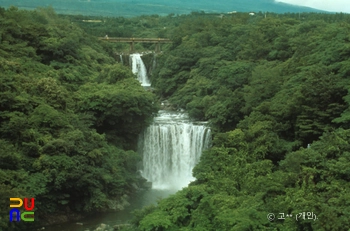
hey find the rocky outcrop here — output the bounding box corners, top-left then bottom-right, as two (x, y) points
(90, 223), (132, 231)
(160, 100), (175, 110)
(104, 194), (130, 212)
(113, 224), (131, 230)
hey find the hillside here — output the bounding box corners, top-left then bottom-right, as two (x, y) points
(0, 0), (324, 17)
(0, 7), (158, 231)
(131, 11), (350, 231)
(1, 6), (350, 231)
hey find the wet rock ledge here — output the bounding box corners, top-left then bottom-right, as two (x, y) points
(83, 223), (132, 231)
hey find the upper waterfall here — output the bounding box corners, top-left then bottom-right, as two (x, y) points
(130, 53), (151, 87)
(138, 110), (211, 190)
(119, 54), (123, 65)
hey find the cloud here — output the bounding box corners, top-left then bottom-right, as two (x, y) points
(275, 0), (350, 13)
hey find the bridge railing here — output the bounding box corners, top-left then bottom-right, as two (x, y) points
(98, 37), (172, 43)
(98, 37), (172, 52)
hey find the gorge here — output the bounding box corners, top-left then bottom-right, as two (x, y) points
(2, 8), (350, 231)
(43, 54), (211, 231)
(131, 53), (212, 191)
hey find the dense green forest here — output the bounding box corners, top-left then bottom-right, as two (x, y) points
(0, 6), (158, 231)
(1, 6), (350, 231)
(127, 12), (350, 231)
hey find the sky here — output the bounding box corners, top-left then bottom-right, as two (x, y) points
(275, 0), (350, 13)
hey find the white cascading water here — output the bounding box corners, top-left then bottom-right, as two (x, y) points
(130, 53), (151, 87)
(120, 54), (123, 65)
(138, 111), (211, 190)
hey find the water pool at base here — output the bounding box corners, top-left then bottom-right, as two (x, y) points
(44, 188), (178, 231)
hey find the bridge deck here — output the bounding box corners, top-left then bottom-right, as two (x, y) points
(98, 37), (172, 43)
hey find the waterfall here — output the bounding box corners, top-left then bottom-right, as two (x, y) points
(130, 53), (151, 87)
(138, 111), (211, 190)
(120, 54), (123, 65)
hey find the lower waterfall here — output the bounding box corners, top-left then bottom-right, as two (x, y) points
(138, 110), (211, 190)
(130, 53), (151, 87)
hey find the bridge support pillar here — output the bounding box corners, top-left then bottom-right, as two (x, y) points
(155, 42), (160, 53)
(130, 42), (134, 53)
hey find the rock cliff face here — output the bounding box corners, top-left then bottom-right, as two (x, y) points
(159, 100), (176, 111)
(139, 52), (157, 79)
(116, 53), (130, 66)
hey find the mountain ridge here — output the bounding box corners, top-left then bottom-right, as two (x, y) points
(0, 0), (325, 17)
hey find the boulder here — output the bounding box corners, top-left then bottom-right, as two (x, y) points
(143, 181), (152, 189)
(113, 224), (131, 230)
(131, 183), (139, 190)
(93, 223), (110, 231)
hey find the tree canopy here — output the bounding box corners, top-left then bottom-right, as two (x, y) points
(130, 11), (350, 231)
(0, 6), (158, 231)
(1, 6), (350, 231)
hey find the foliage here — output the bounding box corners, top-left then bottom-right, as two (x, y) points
(132, 11), (350, 231)
(0, 7), (158, 231)
(2, 6), (350, 231)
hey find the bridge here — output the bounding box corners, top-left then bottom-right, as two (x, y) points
(98, 37), (172, 53)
